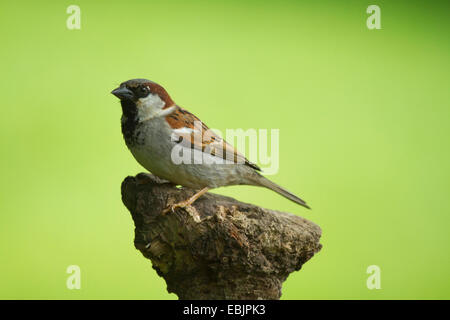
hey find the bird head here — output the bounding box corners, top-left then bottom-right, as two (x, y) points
(111, 79), (174, 118)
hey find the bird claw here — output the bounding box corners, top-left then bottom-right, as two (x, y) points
(162, 201), (189, 215)
(161, 188), (209, 215)
(161, 206), (174, 215)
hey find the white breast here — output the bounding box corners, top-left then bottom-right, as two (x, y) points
(126, 94), (254, 188)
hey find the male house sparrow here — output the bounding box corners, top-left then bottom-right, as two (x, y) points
(112, 79), (310, 211)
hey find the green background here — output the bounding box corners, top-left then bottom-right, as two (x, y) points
(0, 0), (449, 299)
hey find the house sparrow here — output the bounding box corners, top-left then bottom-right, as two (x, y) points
(112, 79), (310, 211)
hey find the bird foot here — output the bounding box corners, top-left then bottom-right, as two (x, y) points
(161, 187), (210, 215)
(162, 200), (191, 215)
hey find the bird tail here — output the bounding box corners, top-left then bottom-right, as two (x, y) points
(250, 174), (311, 209)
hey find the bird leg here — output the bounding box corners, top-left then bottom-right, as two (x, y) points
(163, 187), (210, 214)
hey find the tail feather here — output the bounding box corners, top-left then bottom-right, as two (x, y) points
(251, 174), (311, 209)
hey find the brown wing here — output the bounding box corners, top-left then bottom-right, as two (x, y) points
(166, 106), (261, 171)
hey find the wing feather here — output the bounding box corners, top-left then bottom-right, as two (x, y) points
(166, 106), (261, 171)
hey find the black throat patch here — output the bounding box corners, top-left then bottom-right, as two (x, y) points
(120, 99), (139, 145)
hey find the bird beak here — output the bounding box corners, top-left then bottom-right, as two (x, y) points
(111, 87), (134, 100)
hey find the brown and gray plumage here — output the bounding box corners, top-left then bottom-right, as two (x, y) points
(112, 78), (310, 211)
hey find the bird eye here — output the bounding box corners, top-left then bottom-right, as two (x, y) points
(138, 85), (149, 97)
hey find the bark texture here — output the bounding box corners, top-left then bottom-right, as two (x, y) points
(121, 173), (322, 300)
